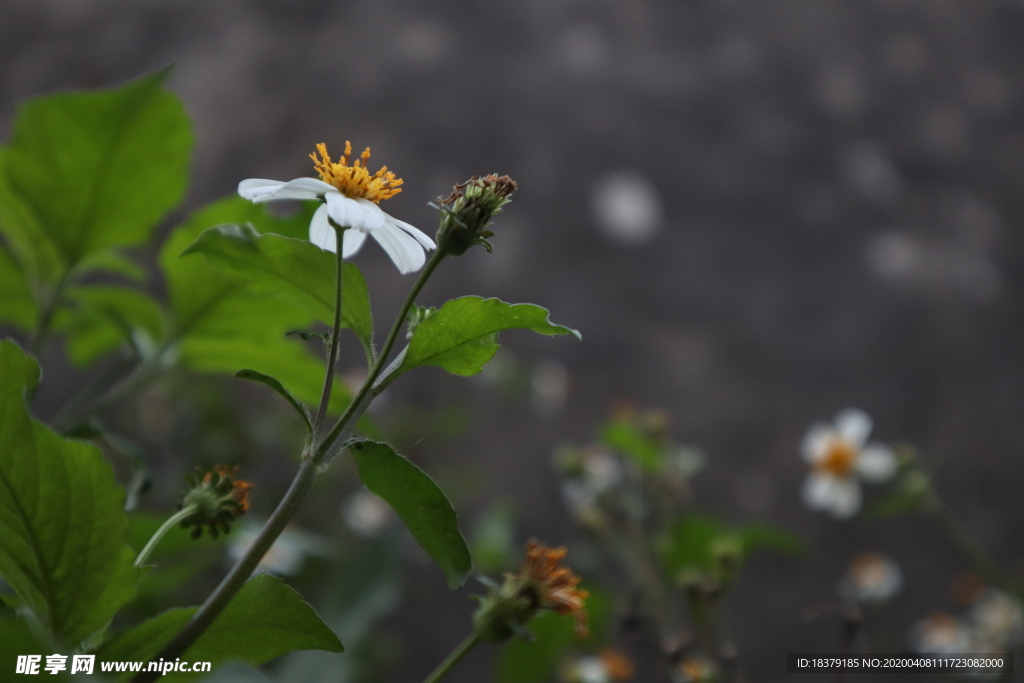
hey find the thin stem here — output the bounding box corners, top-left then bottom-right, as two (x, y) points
(135, 505), (198, 567)
(29, 270), (70, 356)
(314, 249), (446, 462)
(313, 224), (346, 433)
(925, 491), (1014, 592)
(133, 458), (319, 683)
(422, 632), (482, 683)
(133, 249), (448, 683)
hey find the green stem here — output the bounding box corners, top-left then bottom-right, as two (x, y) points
(133, 458), (319, 683)
(312, 224), (346, 433)
(925, 490), (1014, 593)
(135, 505), (198, 567)
(422, 632), (482, 683)
(132, 247), (448, 683)
(314, 249), (446, 461)
(29, 270), (70, 356)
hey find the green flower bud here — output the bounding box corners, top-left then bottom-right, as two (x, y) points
(435, 174), (517, 256)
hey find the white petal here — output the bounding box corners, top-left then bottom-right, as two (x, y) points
(371, 223), (426, 274)
(326, 192), (365, 228)
(353, 198), (386, 232)
(342, 229), (368, 257)
(309, 204), (336, 252)
(251, 177), (336, 203)
(857, 444), (898, 482)
(801, 424), (834, 463)
(802, 472), (838, 511)
(835, 408), (873, 448)
(829, 479), (862, 519)
(386, 214), (436, 250)
(238, 178), (285, 201)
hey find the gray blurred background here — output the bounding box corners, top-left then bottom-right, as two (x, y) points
(4, 0), (1024, 680)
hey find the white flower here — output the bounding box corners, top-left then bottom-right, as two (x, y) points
(969, 590), (1024, 648)
(238, 142), (435, 274)
(342, 490), (394, 537)
(839, 551), (903, 603)
(801, 408), (897, 519)
(910, 613), (972, 655)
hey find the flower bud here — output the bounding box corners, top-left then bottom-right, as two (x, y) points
(472, 540), (589, 642)
(435, 174), (517, 256)
(179, 465), (252, 540)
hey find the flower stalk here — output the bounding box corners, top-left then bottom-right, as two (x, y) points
(134, 504), (197, 568)
(312, 224), (347, 433)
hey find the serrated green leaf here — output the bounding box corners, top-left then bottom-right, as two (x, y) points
(0, 340), (141, 645)
(349, 439), (472, 589)
(0, 69), (191, 269)
(161, 197), (349, 414)
(53, 285), (165, 367)
(235, 369), (313, 433)
(180, 224), (373, 360)
(97, 575), (343, 682)
(398, 297), (580, 377)
(0, 246), (37, 330)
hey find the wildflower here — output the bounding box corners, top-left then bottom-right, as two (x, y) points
(435, 174), (517, 255)
(562, 649), (634, 683)
(909, 613), (971, 655)
(839, 551), (903, 604)
(238, 142), (435, 274)
(968, 590), (1023, 649)
(342, 490), (394, 537)
(178, 465), (253, 539)
(671, 654), (718, 683)
(473, 540), (589, 642)
(801, 408), (897, 518)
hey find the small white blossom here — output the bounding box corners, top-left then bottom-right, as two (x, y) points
(969, 590), (1024, 649)
(801, 408), (897, 518)
(910, 613), (972, 655)
(839, 551), (903, 604)
(238, 142), (435, 274)
(343, 490), (394, 537)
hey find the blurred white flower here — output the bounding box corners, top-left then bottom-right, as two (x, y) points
(343, 490), (394, 537)
(969, 590), (1024, 649)
(801, 408), (897, 519)
(562, 650), (633, 683)
(910, 613), (972, 655)
(238, 142), (435, 274)
(590, 170), (662, 245)
(671, 654), (717, 683)
(531, 358), (570, 415)
(839, 551), (903, 604)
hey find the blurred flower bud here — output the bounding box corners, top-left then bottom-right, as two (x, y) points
(435, 174), (517, 255)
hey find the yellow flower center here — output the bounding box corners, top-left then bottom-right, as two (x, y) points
(815, 437), (858, 477)
(310, 141), (403, 203)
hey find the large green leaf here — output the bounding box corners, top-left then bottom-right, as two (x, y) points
(0, 246), (36, 330)
(53, 285), (166, 367)
(161, 197), (349, 414)
(97, 575), (343, 682)
(349, 439), (472, 589)
(0, 69), (191, 270)
(0, 340), (141, 645)
(397, 297), (580, 377)
(180, 224), (373, 359)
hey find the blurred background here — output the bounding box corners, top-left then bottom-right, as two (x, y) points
(3, 0), (1024, 680)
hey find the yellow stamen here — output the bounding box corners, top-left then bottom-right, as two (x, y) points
(815, 437), (858, 477)
(310, 141), (403, 203)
